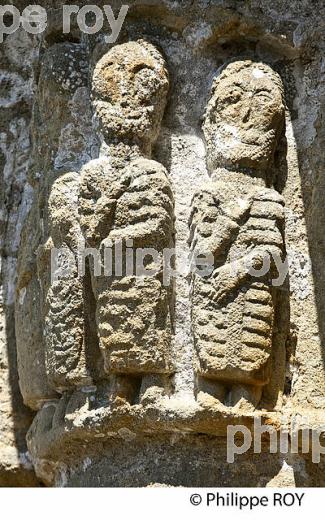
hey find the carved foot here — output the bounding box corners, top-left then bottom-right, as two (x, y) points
(139, 374), (171, 405)
(109, 375), (141, 406)
(196, 376), (226, 407)
(229, 384), (262, 412)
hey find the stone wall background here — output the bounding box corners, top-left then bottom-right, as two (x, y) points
(0, 25), (40, 485)
(0, 0), (324, 486)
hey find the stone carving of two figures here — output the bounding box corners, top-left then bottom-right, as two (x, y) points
(41, 40), (287, 412)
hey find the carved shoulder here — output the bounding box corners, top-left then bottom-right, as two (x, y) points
(117, 158), (174, 217)
(49, 171), (79, 211)
(79, 157), (117, 203)
(48, 171), (82, 248)
(127, 158), (173, 195)
(78, 157), (130, 246)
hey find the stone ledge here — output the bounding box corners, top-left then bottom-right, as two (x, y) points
(27, 390), (280, 475)
(27, 388), (325, 482)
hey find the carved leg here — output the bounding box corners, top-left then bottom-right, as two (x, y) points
(229, 384), (262, 411)
(196, 376), (226, 405)
(51, 394), (69, 428)
(109, 375), (141, 406)
(46, 276), (89, 391)
(139, 374), (171, 404)
(37, 402), (57, 434)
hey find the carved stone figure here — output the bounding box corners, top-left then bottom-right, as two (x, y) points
(34, 44), (99, 394)
(190, 61), (287, 410)
(15, 42), (94, 405)
(78, 41), (174, 403)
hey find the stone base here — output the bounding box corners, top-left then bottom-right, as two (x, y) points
(31, 435), (325, 488)
(26, 388), (325, 486)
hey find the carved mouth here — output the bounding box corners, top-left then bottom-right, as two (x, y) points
(240, 140), (261, 146)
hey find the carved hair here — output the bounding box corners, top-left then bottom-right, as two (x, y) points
(209, 60), (285, 100)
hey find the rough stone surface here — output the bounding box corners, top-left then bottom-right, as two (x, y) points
(0, 26), (40, 486)
(0, 0), (324, 487)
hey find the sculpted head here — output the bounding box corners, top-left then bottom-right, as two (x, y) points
(92, 40), (169, 151)
(203, 61), (285, 173)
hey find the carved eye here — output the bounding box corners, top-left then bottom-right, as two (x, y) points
(218, 89), (242, 107)
(102, 61), (115, 74)
(255, 91), (273, 103)
(132, 63), (154, 75)
(133, 65), (157, 87)
(225, 91), (241, 103)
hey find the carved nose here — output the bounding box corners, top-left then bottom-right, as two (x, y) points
(242, 105), (251, 124)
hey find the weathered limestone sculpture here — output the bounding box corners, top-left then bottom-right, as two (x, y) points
(33, 44), (98, 394)
(45, 40), (174, 404)
(190, 61), (287, 410)
(15, 42), (93, 406)
(78, 40), (174, 403)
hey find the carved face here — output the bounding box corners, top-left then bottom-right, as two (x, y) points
(92, 41), (169, 149)
(203, 62), (285, 172)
